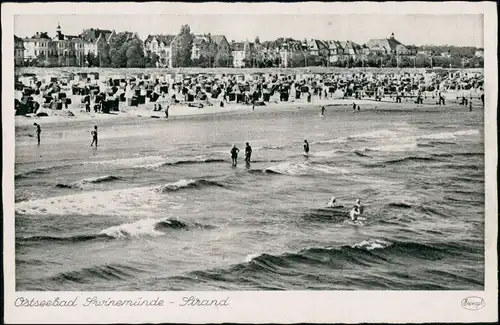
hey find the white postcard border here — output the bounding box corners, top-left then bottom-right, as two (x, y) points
(2, 2), (498, 324)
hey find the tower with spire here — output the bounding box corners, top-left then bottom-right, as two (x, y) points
(56, 22), (63, 40)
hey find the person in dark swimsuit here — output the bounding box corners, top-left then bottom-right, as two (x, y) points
(34, 123), (41, 145)
(230, 144), (239, 166)
(245, 142), (252, 163)
(303, 140), (310, 154)
(90, 125), (98, 147)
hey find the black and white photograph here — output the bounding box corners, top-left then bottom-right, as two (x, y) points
(2, 2), (497, 324)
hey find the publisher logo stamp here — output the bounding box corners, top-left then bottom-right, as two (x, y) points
(461, 297), (485, 310)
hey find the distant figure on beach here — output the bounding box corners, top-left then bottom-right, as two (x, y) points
(357, 104), (360, 111)
(481, 93), (484, 106)
(321, 106), (326, 116)
(469, 101), (473, 111)
(90, 125), (98, 148)
(352, 102), (356, 112)
(33, 123), (41, 146)
(230, 144), (240, 166)
(303, 140), (310, 155)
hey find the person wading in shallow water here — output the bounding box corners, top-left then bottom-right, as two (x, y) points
(33, 123), (41, 145)
(90, 125), (98, 147)
(245, 142), (252, 163)
(303, 140), (310, 155)
(230, 144), (240, 166)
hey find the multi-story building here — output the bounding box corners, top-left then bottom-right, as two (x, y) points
(231, 40), (254, 68)
(191, 35), (210, 61)
(365, 32), (409, 55)
(79, 28), (114, 57)
(324, 40), (345, 63)
(144, 34), (175, 67)
(304, 39), (329, 57)
(23, 32), (53, 63)
(278, 39), (304, 68)
(210, 34), (231, 58)
(53, 24), (78, 66)
(14, 35), (25, 66)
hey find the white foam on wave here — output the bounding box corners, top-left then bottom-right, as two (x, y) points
(419, 129), (479, 140)
(99, 218), (165, 238)
(311, 150), (344, 158)
(352, 239), (392, 251)
(244, 253), (262, 263)
(86, 156), (166, 169)
(266, 161), (349, 176)
(15, 182), (185, 216)
(157, 179), (197, 191)
(370, 142), (418, 152)
(312, 138), (348, 145)
(349, 129), (398, 139)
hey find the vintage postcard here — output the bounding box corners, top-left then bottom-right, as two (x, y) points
(2, 1), (498, 323)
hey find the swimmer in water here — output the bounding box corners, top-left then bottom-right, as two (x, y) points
(355, 199), (364, 214)
(350, 206), (360, 221)
(327, 196), (337, 208)
(349, 199), (364, 221)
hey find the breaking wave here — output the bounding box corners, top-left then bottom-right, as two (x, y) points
(252, 161), (349, 176)
(56, 175), (122, 189)
(17, 217), (215, 245)
(156, 179), (226, 192)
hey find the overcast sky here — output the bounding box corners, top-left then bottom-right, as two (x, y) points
(14, 14), (483, 47)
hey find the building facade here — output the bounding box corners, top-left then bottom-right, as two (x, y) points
(23, 32), (53, 63)
(14, 35), (25, 66)
(144, 34), (175, 67)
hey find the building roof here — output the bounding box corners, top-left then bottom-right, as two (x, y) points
(27, 32), (51, 40)
(366, 33), (407, 53)
(80, 28), (113, 43)
(193, 35), (208, 46)
(209, 35), (226, 46)
(324, 40), (343, 51)
(145, 34), (176, 46)
(231, 42), (245, 52)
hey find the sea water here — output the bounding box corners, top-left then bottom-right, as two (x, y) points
(14, 104), (485, 290)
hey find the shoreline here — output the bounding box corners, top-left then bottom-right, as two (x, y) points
(14, 97), (482, 129)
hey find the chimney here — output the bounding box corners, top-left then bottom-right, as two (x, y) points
(390, 32), (395, 39)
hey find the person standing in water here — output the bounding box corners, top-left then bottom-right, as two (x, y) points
(245, 142), (252, 163)
(164, 105), (170, 119)
(90, 125), (98, 147)
(321, 106), (326, 116)
(350, 199), (364, 221)
(230, 144), (240, 166)
(33, 123), (41, 146)
(303, 140), (310, 155)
